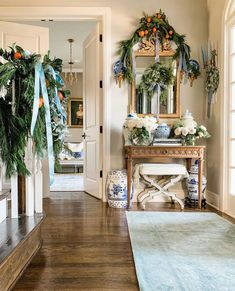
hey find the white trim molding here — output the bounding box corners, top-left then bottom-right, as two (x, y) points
(206, 190), (220, 210)
(0, 7), (112, 201)
(220, 0), (233, 212)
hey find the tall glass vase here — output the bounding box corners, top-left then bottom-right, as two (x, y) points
(131, 129), (153, 146)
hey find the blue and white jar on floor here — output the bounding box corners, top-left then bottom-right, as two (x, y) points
(107, 169), (133, 208)
(186, 160), (207, 200)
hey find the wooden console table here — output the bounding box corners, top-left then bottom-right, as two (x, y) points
(125, 145), (205, 209)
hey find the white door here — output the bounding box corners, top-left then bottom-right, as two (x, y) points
(0, 21), (49, 215)
(83, 23), (102, 199)
(0, 21), (49, 56)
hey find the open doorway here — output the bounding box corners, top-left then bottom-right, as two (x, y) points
(4, 19), (103, 196)
(0, 6), (111, 203)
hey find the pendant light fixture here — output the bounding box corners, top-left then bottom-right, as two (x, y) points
(64, 38), (78, 85)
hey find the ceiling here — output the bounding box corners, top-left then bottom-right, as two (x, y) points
(19, 20), (97, 69)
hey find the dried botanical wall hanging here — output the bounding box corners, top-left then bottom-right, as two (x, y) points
(202, 46), (219, 118)
(0, 45), (69, 182)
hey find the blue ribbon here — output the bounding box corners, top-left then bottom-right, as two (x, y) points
(154, 84), (161, 121)
(132, 47), (136, 80)
(31, 63), (40, 136)
(155, 32), (160, 63)
(31, 62), (55, 186)
(47, 65), (66, 122)
(207, 91), (213, 118)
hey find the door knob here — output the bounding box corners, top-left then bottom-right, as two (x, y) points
(82, 133), (86, 139)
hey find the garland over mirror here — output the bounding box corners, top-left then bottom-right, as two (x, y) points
(114, 9), (200, 119)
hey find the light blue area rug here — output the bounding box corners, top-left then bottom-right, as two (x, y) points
(126, 212), (235, 291)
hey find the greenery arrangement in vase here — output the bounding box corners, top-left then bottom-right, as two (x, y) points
(123, 116), (157, 146)
(173, 121), (210, 146)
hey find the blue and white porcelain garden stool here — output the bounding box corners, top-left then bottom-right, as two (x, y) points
(136, 163), (189, 210)
(107, 169), (132, 208)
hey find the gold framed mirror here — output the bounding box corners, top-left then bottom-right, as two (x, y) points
(130, 40), (181, 118)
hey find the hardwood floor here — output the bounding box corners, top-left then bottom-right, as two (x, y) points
(13, 192), (224, 291)
(13, 192), (139, 290)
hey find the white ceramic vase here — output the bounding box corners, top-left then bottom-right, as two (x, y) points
(181, 109), (197, 128)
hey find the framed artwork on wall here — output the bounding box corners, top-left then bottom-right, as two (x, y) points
(68, 98), (83, 128)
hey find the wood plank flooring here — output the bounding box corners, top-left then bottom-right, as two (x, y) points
(13, 192), (225, 291)
(13, 192), (138, 290)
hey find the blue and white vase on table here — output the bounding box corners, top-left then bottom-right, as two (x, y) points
(154, 123), (171, 139)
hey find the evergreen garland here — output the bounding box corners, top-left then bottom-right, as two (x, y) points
(0, 45), (69, 178)
(118, 9), (192, 83)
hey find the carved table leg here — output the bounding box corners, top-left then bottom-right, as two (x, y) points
(127, 158), (132, 209)
(186, 158), (192, 172)
(198, 158), (204, 209)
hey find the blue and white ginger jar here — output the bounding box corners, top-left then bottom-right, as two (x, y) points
(107, 169), (133, 208)
(186, 161), (207, 200)
(154, 123), (171, 139)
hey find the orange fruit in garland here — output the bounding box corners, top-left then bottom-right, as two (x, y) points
(152, 27), (157, 33)
(144, 30), (149, 35)
(169, 30), (174, 36)
(147, 17), (151, 23)
(58, 91), (64, 101)
(39, 97), (44, 108)
(165, 34), (170, 39)
(138, 30), (145, 37)
(14, 52), (22, 59)
(45, 79), (50, 88)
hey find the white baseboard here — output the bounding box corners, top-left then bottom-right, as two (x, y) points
(206, 190), (220, 209)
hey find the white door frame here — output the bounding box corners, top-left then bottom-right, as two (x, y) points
(0, 7), (111, 201)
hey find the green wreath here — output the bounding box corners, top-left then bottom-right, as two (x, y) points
(118, 9), (191, 83)
(0, 45), (69, 177)
(138, 62), (174, 101)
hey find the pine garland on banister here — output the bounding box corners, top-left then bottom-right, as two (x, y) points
(0, 45), (69, 178)
(117, 9), (192, 83)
